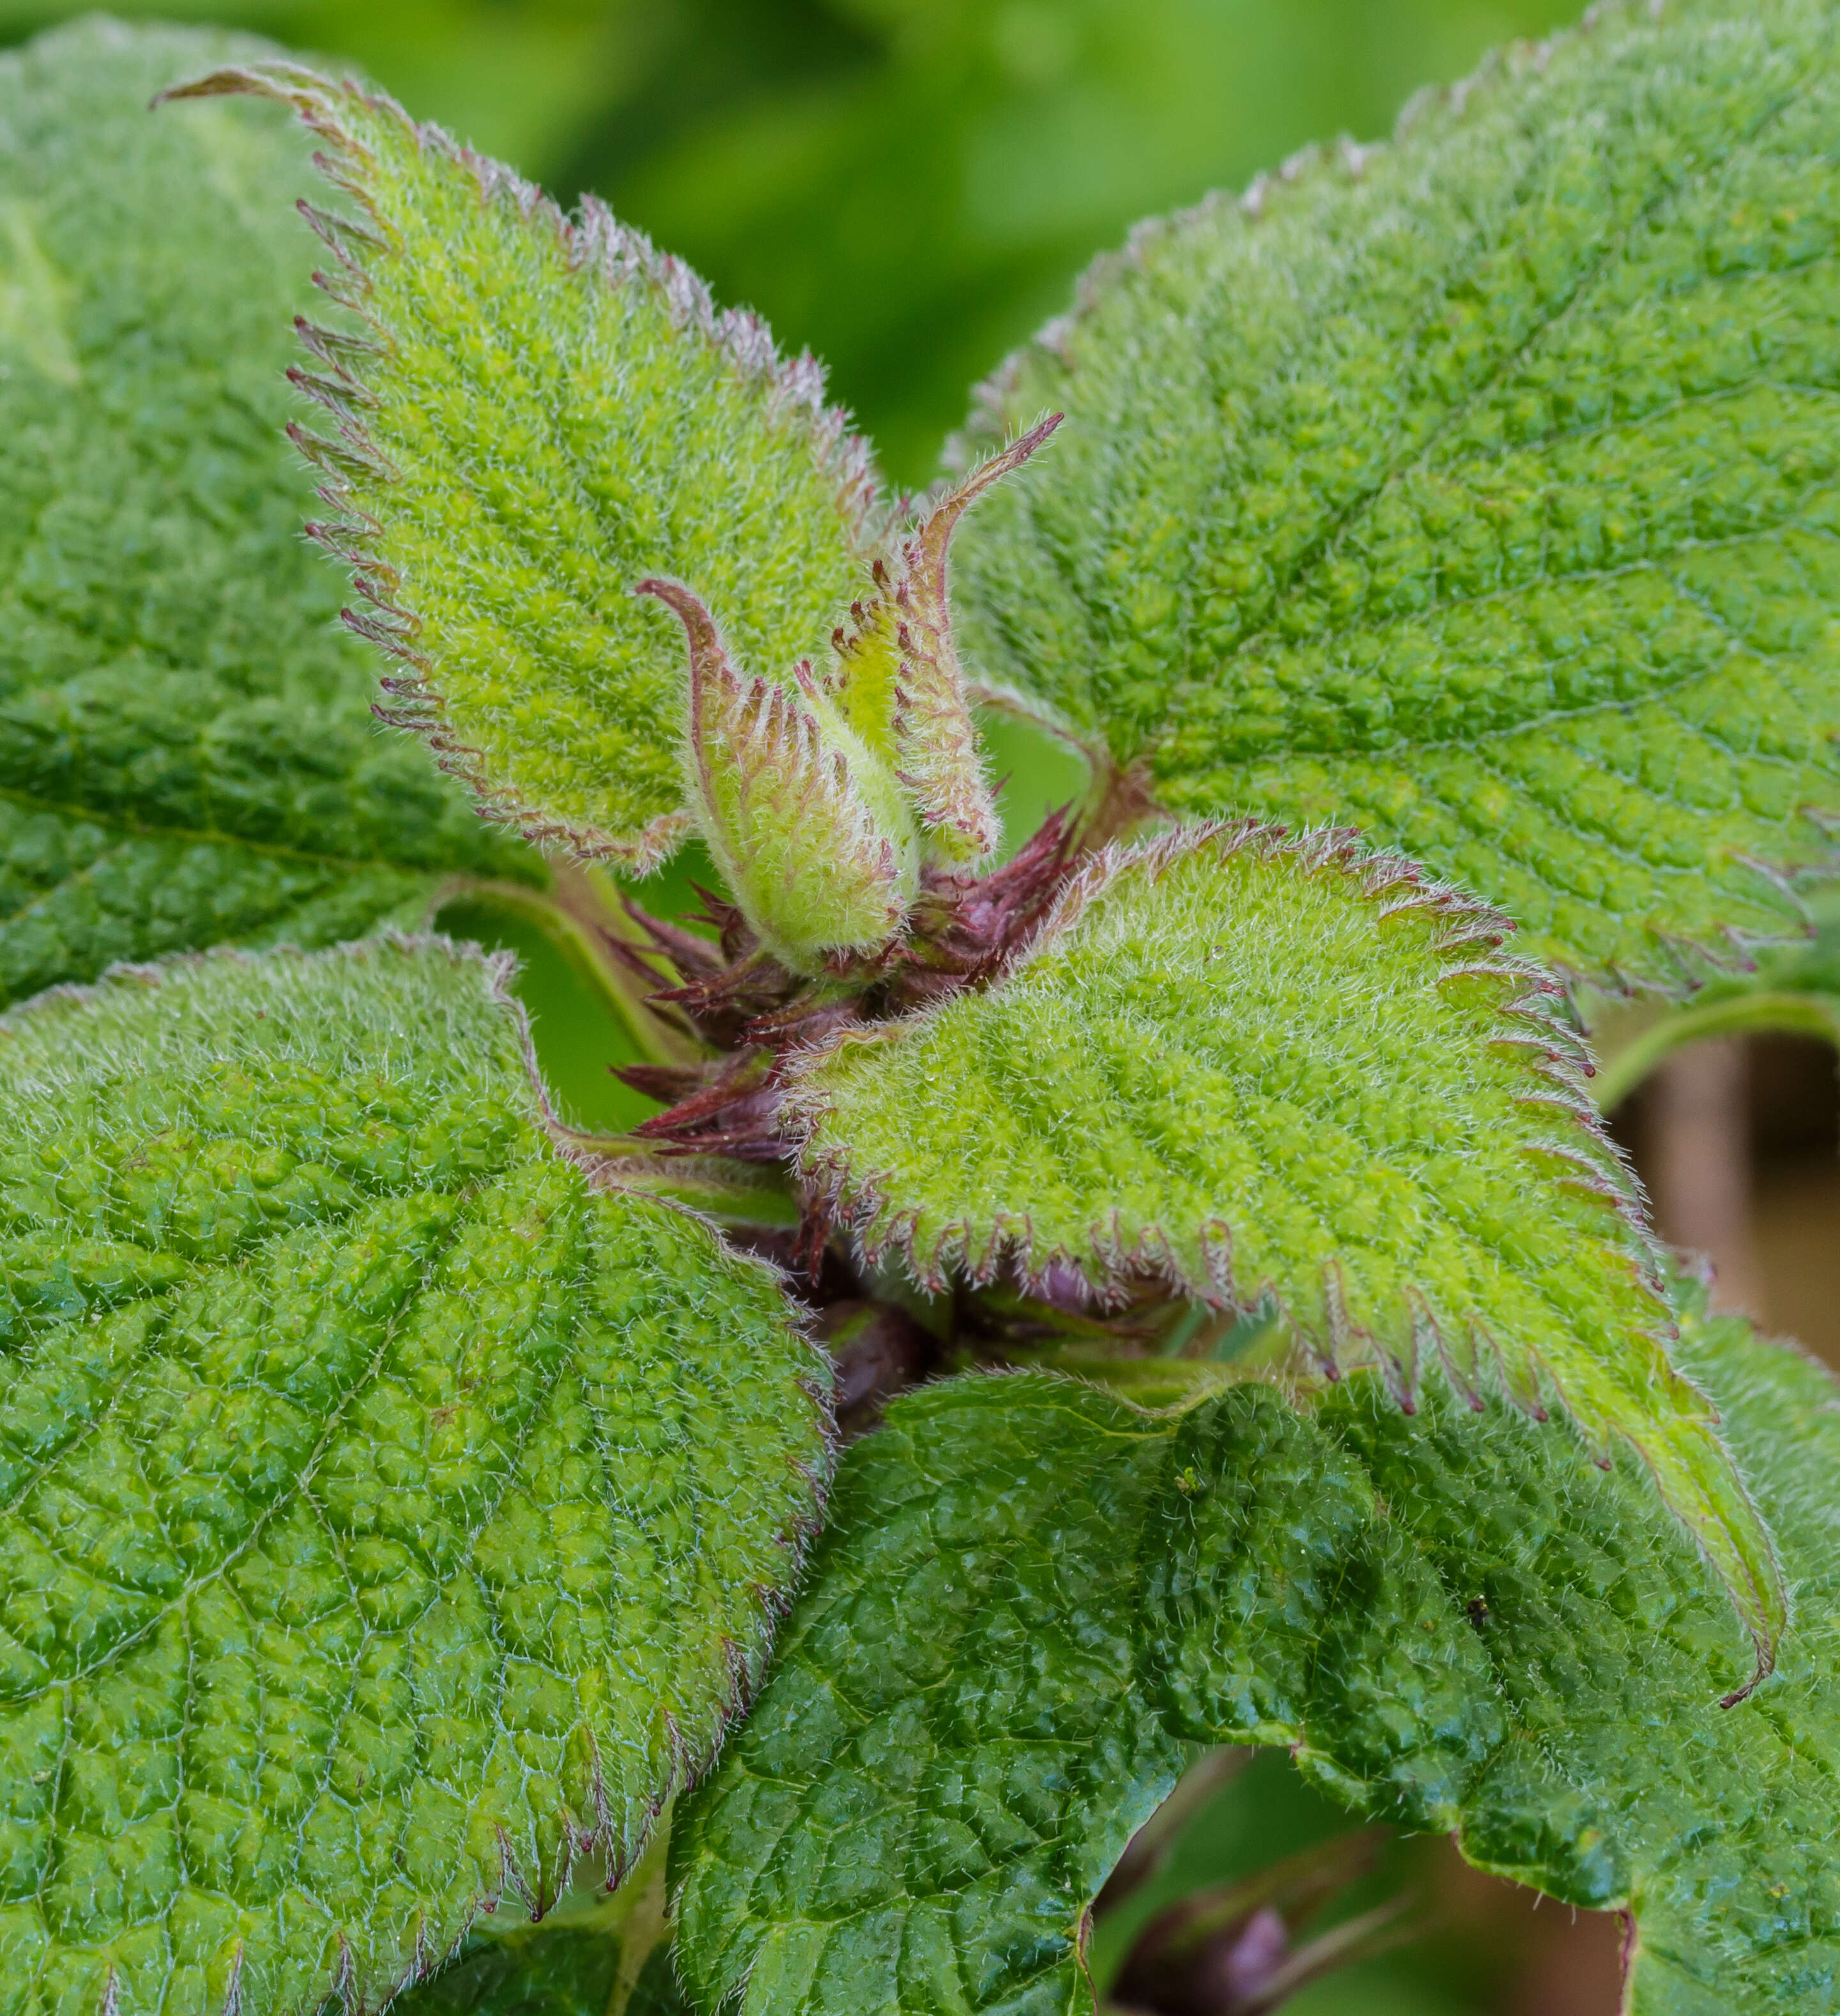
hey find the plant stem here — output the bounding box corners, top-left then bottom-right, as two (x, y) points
(1591, 990), (1840, 1112)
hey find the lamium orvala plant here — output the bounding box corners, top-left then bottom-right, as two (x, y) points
(3, 4), (1839, 2013)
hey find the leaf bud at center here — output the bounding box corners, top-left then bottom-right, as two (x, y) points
(637, 577), (921, 973)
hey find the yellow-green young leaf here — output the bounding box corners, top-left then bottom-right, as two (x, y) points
(949, 0), (1840, 989)
(161, 62), (883, 872)
(825, 418), (1063, 866)
(675, 1288), (1840, 2016)
(785, 821), (1783, 1676)
(0, 939), (829, 2016)
(636, 578), (919, 972)
(0, 22), (535, 1010)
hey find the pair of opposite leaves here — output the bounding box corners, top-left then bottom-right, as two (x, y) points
(160, 0), (1840, 1681)
(6, 2), (1840, 2010)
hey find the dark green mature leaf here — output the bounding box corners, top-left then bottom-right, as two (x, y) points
(787, 821), (1782, 1671)
(0, 938), (829, 2015)
(950, 0), (1840, 989)
(163, 59), (884, 872)
(675, 1289), (1840, 2015)
(673, 1381), (1186, 2016)
(0, 22), (535, 1011)
(387, 1920), (632, 2016)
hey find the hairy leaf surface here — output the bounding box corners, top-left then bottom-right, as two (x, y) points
(788, 821), (1780, 1661)
(673, 1381), (1185, 2016)
(0, 23), (533, 1010)
(676, 1290), (1840, 2015)
(949, 0), (1840, 987)
(0, 939), (829, 2016)
(166, 63), (882, 870)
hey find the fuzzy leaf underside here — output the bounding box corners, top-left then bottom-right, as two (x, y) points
(787, 822), (1781, 1663)
(0, 24), (533, 1011)
(0, 940), (829, 2016)
(167, 63), (881, 869)
(949, 0), (1840, 988)
(675, 1295), (1840, 2016)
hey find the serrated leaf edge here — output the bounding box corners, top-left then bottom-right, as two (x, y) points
(947, 0), (1680, 473)
(779, 820), (1786, 1691)
(0, 932), (837, 2008)
(781, 819), (1609, 1307)
(940, 0), (1837, 994)
(160, 64), (885, 871)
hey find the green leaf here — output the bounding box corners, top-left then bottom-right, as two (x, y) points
(384, 1829), (670, 2016)
(0, 22), (534, 1012)
(622, 1948), (697, 2016)
(675, 1286), (1840, 2015)
(672, 1380), (1188, 2016)
(163, 60), (883, 872)
(0, 937), (829, 2015)
(785, 820), (1782, 1668)
(948, 0), (1840, 989)
(634, 578), (919, 972)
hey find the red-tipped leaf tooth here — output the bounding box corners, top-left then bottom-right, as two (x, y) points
(1441, 1321), (1488, 1412)
(293, 313), (379, 365)
(286, 365), (377, 424)
(1485, 1323), (1551, 1422)
(1196, 1220), (1238, 1306)
(297, 194), (388, 259)
(288, 420), (385, 486)
(1489, 1027), (1581, 1067)
(306, 523), (388, 580)
(1314, 1261), (1356, 1382)
(165, 65), (891, 884)
(343, 608), (418, 656)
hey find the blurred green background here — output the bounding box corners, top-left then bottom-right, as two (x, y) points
(5, 0), (1572, 484)
(8, 0), (1630, 2009)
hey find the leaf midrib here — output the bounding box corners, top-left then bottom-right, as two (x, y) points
(0, 1181), (476, 1701)
(0, 781), (441, 884)
(1181, 46), (1811, 695)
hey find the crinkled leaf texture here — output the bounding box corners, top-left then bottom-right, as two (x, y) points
(164, 61), (883, 871)
(949, 0), (1840, 989)
(787, 821), (1782, 1668)
(1591, 876), (1840, 1107)
(0, 938), (829, 2015)
(675, 1291), (1840, 2016)
(0, 23), (533, 1012)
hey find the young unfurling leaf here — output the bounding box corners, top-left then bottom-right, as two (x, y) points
(786, 822), (1783, 1676)
(636, 580), (919, 971)
(0, 939), (829, 2015)
(826, 417), (1061, 866)
(162, 63), (882, 871)
(948, 0), (1840, 988)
